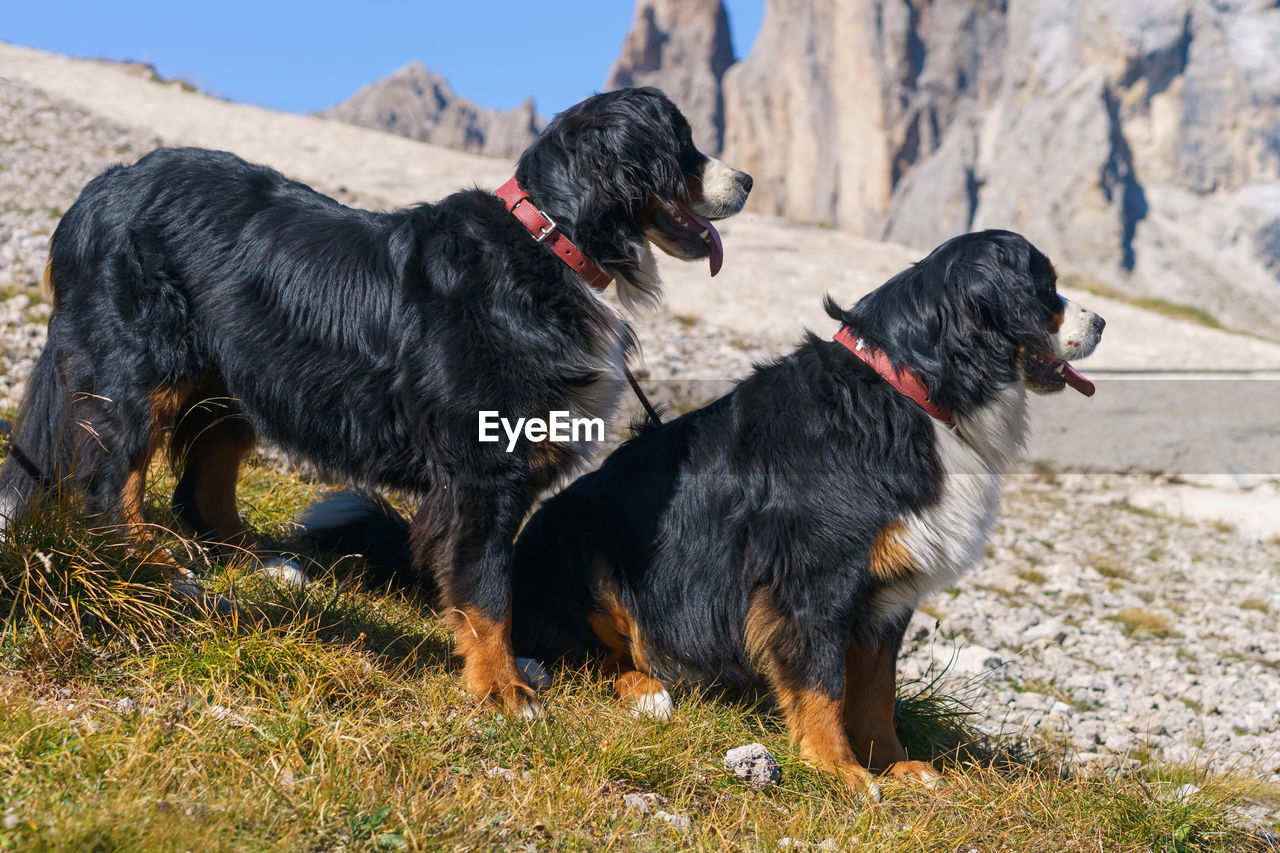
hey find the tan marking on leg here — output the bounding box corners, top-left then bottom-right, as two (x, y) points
(121, 468), (149, 531)
(188, 427), (254, 548)
(745, 588), (878, 796)
(614, 669), (668, 704)
(844, 640), (940, 786)
(122, 384), (190, 533)
(450, 605), (537, 715)
(588, 574), (655, 674)
(170, 393), (256, 551)
(773, 679), (879, 798)
(869, 521), (914, 582)
(586, 570), (668, 713)
(744, 588), (786, 666)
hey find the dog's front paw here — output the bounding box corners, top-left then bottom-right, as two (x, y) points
(493, 681), (544, 720)
(170, 567), (236, 617)
(613, 671), (673, 720)
(884, 760), (943, 789)
(516, 656), (552, 691)
(839, 766), (883, 803)
(631, 687), (674, 720)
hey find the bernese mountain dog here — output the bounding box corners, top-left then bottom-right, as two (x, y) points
(0, 87), (751, 717)
(504, 230), (1104, 797)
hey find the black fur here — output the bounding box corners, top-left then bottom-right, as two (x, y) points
(0, 89), (742, 702)
(302, 230), (1070, 689)
(509, 231), (1065, 691)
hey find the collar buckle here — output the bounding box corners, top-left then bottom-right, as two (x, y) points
(533, 211), (558, 243)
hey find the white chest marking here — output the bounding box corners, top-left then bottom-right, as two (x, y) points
(869, 384), (1029, 620)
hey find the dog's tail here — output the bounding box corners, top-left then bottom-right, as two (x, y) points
(297, 490), (596, 662)
(0, 320), (78, 532)
(296, 491), (415, 586)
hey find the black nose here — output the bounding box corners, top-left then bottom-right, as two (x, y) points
(740, 172), (753, 194)
(1093, 316), (1106, 335)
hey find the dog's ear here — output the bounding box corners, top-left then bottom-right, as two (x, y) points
(949, 232), (1054, 357)
(823, 294), (847, 326)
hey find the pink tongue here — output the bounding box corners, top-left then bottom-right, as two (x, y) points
(1059, 361), (1095, 397)
(676, 203), (724, 276)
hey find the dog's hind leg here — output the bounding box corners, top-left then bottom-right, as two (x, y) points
(843, 622), (942, 788)
(168, 388), (257, 551)
(0, 319), (170, 531)
(585, 582), (673, 719)
(168, 392), (307, 587)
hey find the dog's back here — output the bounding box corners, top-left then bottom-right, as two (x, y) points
(2, 148), (382, 516)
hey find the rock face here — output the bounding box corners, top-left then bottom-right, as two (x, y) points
(719, 0), (896, 231)
(705, 0), (1280, 339)
(606, 0), (735, 153)
(320, 61), (542, 159)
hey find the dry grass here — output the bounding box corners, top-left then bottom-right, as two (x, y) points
(1092, 555), (1134, 581)
(1059, 274), (1225, 331)
(0, 460), (1267, 851)
(1110, 608), (1182, 640)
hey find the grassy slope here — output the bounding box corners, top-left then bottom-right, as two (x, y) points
(0, 458), (1266, 852)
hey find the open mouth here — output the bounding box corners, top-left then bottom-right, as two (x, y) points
(649, 201), (724, 276)
(1023, 352), (1095, 397)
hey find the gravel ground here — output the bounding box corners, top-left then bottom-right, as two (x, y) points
(1, 67), (1277, 825)
(0, 77), (159, 405)
(905, 472), (1280, 783)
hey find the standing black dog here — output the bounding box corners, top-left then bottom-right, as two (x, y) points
(0, 87), (751, 716)
(508, 231), (1103, 795)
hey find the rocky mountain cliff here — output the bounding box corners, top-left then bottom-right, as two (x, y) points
(320, 61), (542, 159)
(609, 0), (1280, 339)
(605, 0), (735, 152)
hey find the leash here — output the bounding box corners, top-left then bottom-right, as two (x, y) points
(833, 326), (955, 428)
(622, 365), (662, 427)
(498, 177), (663, 427)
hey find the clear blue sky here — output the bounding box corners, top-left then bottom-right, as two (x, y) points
(3, 1), (765, 116)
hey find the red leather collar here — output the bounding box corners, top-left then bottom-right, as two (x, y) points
(496, 177), (612, 291)
(833, 326), (955, 428)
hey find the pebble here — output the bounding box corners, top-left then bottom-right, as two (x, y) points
(724, 743), (782, 789)
(653, 810), (691, 832)
(622, 793), (650, 814)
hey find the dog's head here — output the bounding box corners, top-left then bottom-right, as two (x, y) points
(832, 230), (1104, 415)
(516, 87), (751, 309)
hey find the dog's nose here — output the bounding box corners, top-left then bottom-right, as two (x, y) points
(740, 172), (753, 194)
(1093, 315), (1106, 336)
